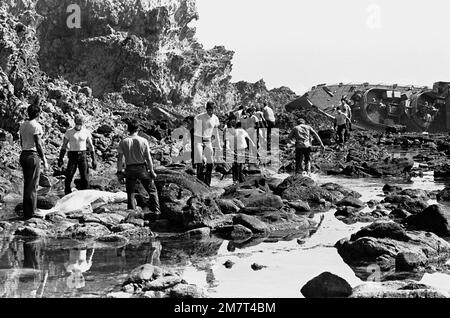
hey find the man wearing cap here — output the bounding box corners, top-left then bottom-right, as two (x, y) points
(58, 115), (97, 195)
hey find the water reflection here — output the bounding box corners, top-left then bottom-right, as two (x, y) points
(0, 236), (220, 298)
(65, 248), (94, 290)
(0, 240), (46, 298)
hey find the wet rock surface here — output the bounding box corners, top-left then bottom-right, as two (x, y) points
(406, 204), (450, 237)
(1, 0), (450, 300)
(350, 281), (450, 298)
(335, 221), (450, 280)
(119, 263), (206, 298)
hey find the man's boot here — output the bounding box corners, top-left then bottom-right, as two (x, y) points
(196, 163), (204, 182)
(205, 163), (213, 186)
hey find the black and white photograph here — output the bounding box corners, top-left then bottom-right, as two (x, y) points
(1, 0), (450, 305)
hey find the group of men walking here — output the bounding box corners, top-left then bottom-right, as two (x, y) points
(18, 101), (160, 220)
(17, 97), (352, 221)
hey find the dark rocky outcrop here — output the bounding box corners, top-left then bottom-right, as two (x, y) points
(437, 187), (450, 202)
(335, 206), (390, 225)
(154, 169), (228, 230)
(300, 272), (352, 298)
(406, 204), (450, 237)
(233, 214), (269, 234)
(336, 221), (450, 279)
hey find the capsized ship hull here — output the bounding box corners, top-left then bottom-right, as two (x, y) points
(293, 82), (450, 132)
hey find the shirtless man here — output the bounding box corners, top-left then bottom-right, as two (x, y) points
(58, 115), (97, 195)
(193, 102), (222, 186)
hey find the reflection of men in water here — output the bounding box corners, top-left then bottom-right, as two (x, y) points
(23, 241), (42, 270)
(65, 249), (94, 290)
(145, 240), (162, 266)
(193, 102), (222, 186)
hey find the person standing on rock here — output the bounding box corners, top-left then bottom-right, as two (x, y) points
(241, 107), (260, 130)
(262, 103), (276, 160)
(288, 118), (325, 175)
(58, 115), (97, 195)
(262, 103), (276, 129)
(334, 106), (350, 147)
(340, 97), (352, 141)
(193, 101), (222, 186)
(117, 120), (161, 216)
(19, 100), (49, 219)
(232, 122), (256, 183)
(254, 105), (266, 128)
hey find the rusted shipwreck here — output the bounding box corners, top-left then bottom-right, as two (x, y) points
(286, 82), (450, 132)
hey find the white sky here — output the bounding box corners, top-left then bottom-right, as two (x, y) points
(195, 0), (450, 94)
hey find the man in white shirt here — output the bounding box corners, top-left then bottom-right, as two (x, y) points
(58, 115), (97, 195)
(262, 103), (276, 128)
(231, 122), (256, 183)
(262, 103), (276, 161)
(19, 101), (49, 219)
(193, 102), (222, 186)
(340, 97), (352, 141)
(288, 118), (325, 174)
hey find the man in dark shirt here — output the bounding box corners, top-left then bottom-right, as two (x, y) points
(288, 118), (325, 175)
(117, 120), (160, 216)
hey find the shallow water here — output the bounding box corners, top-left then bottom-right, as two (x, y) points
(1, 149), (450, 298)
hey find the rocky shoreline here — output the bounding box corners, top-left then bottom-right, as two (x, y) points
(1, 0), (450, 298)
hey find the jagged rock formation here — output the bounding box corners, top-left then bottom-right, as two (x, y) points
(2, 0), (297, 115)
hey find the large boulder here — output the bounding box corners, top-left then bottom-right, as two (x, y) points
(367, 157), (414, 177)
(336, 221), (450, 278)
(125, 264), (158, 285)
(382, 195), (428, 215)
(406, 204), (450, 237)
(155, 169), (227, 230)
(335, 206), (389, 225)
(64, 223), (111, 239)
(336, 197), (366, 209)
(437, 187), (450, 202)
(175, 196), (227, 230)
(233, 214), (269, 234)
(300, 272), (352, 298)
(215, 199), (242, 214)
(280, 185), (335, 206)
(274, 175), (316, 196)
(215, 224), (253, 241)
(320, 183), (362, 200)
(245, 194), (284, 210)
